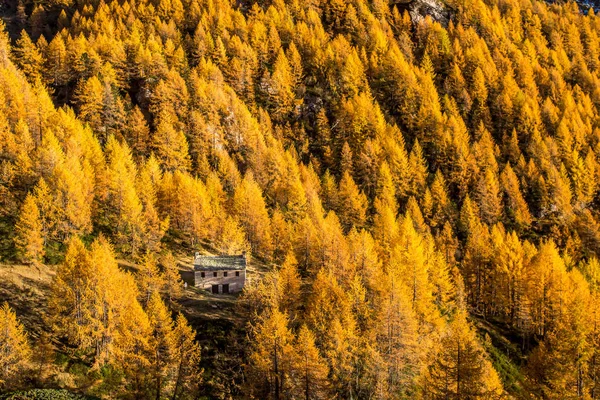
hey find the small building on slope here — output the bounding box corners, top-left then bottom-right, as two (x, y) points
(193, 253), (246, 294)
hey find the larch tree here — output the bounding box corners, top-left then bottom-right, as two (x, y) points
(13, 30), (44, 83)
(290, 325), (330, 400)
(161, 251), (183, 303)
(232, 172), (273, 258)
(47, 237), (96, 349)
(276, 252), (302, 319)
(408, 139), (428, 198)
(527, 270), (592, 398)
(393, 215), (440, 328)
(218, 216), (250, 255)
(126, 106), (151, 159)
(105, 136), (146, 256)
(14, 193), (45, 265)
(137, 254), (166, 307)
(500, 163), (531, 230)
(336, 171), (368, 232)
(0, 303), (31, 387)
(377, 276), (421, 397)
(372, 196), (400, 264)
(423, 310), (503, 399)
(527, 241), (568, 337)
(114, 298), (152, 397)
(429, 170), (453, 231)
(248, 309), (296, 399)
(152, 112), (191, 173)
(74, 76), (105, 140)
(171, 313), (202, 399)
(476, 168), (502, 226)
(33, 178), (56, 243)
(261, 49), (296, 122)
(146, 291), (176, 400)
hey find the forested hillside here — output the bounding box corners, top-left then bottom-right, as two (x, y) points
(2, 0), (600, 397)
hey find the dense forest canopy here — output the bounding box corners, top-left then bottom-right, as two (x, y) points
(2, 0), (600, 397)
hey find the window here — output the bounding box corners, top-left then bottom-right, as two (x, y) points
(213, 271), (218, 277)
(235, 271), (240, 277)
(200, 272), (205, 278)
(224, 271), (228, 277)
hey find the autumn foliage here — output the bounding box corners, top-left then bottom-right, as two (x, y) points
(1, 0), (600, 396)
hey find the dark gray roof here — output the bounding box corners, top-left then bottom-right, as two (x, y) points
(194, 254), (247, 271)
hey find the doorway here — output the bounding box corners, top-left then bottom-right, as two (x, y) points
(212, 285), (219, 294)
(222, 284), (230, 294)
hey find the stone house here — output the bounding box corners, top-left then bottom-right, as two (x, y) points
(193, 253), (247, 294)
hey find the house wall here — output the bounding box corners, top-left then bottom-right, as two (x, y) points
(194, 270), (246, 293)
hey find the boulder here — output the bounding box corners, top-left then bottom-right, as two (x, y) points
(391, 0), (453, 27)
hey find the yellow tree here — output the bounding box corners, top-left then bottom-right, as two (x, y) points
(233, 172), (273, 258)
(261, 49), (296, 122)
(33, 178), (57, 243)
(218, 216), (250, 255)
(490, 227), (528, 326)
(500, 163), (531, 231)
(87, 237), (137, 365)
(114, 298), (152, 397)
(429, 170), (454, 231)
(526, 241), (569, 337)
(247, 309), (296, 399)
(171, 313), (202, 399)
(336, 171), (368, 232)
(126, 106), (151, 159)
(51, 151), (94, 239)
(0, 303), (31, 388)
(476, 168), (502, 226)
(105, 136), (146, 256)
(137, 254), (165, 307)
(146, 291), (176, 400)
(162, 251), (183, 303)
(408, 140), (428, 197)
(271, 208), (292, 263)
(305, 269), (357, 394)
(392, 215), (440, 328)
(74, 76), (105, 141)
(14, 193), (44, 265)
(376, 161), (398, 211)
(376, 276), (421, 397)
(47, 237), (96, 349)
(423, 311), (504, 399)
(290, 325), (330, 400)
(527, 270), (592, 398)
(277, 252), (302, 317)
(372, 196), (399, 264)
(152, 112), (191, 172)
(13, 30), (44, 83)
(137, 156), (169, 254)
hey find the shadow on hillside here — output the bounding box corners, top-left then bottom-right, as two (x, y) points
(180, 270), (194, 286)
(0, 265), (53, 337)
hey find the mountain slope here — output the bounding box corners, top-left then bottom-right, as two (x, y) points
(1, 0), (600, 397)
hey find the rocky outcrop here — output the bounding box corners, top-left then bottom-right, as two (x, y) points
(390, 0), (453, 27)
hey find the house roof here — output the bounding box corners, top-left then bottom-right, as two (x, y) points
(193, 254), (247, 271)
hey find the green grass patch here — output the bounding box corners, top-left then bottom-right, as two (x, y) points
(0, 389), (98, 400)
(487, 342), (526, 396)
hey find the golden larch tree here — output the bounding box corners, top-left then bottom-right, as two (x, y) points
(14, 193), (45, 265)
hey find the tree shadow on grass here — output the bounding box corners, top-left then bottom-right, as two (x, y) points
(0, 266), (53, 337)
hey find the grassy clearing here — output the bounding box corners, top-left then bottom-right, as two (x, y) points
(0, 263), (55, 337)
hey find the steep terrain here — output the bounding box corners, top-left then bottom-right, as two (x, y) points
(2, 0), (600, 398)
